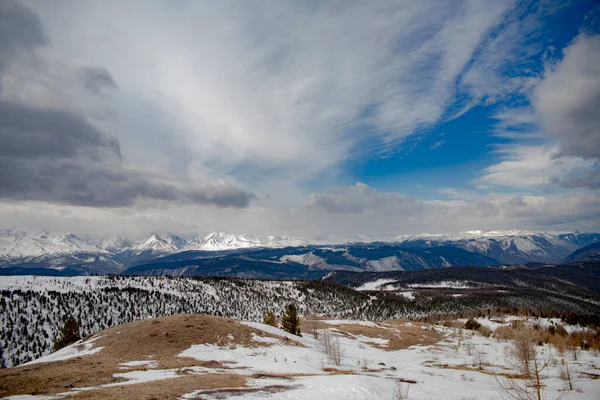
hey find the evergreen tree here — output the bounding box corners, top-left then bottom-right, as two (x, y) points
(263, 310), (277, 327)
(280, 303), (301, 336)
(53, 316), (81, 351)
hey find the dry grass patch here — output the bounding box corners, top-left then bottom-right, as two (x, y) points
(91, 314), (282, 367)
(322, 367), (357, 375)
(251, 372), (316, 380)
(305, 318), (442, 351)
(379, 320), (442, 350)
(433, 362), (524, 379)
(73, 373), (247, 400)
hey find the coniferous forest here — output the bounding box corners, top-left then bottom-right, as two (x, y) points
(2, 268), (600, 368)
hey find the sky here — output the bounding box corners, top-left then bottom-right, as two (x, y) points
(0, 0), (599, 239)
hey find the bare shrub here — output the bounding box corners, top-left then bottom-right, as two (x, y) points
(465, 339), (472, 356)
(320, 329), (343, 366)
(477, 325), (492, 337)
(394, 382), (410, 400)
(495, 325), (516, 342)
(321, 329), (331, 355)
(307, 309), (319, 339)
(554, 325), (568, 337)
(330, 335), (343, 366)
(360, 357), (370, 372)
(566, 336), (579, 361)
(496, 331), (553, 400)
(473, 347), (486, 370)
(509, 330), (536, 377)
(559, 358), (573, 392)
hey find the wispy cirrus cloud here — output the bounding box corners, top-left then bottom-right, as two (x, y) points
(10, 0), (515, 183)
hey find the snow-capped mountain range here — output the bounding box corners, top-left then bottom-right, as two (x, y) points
(392, 230), (600, 264)
(0, 227), (598, 275)
(0, 228), (312, 260)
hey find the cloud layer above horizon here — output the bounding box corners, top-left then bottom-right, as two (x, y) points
(0, 0), (599, 238)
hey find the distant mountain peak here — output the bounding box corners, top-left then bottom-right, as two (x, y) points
(134, 232), (187, 253)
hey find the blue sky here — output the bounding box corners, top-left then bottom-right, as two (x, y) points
(1, 0), (599, 238)
(352, 0), (599, 199)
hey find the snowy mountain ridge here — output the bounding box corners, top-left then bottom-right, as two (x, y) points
(0, 228), (311, 259)
(1, 227), (599, 274)
(0, 227), (107, 260)
(393, 230), (600, 264)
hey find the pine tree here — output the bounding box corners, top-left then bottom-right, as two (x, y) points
(263, 310), (277, 327)
(53, 316), (81, 352)
(280, 303), (301, 336)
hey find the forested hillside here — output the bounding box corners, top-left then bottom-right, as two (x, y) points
(2, 271), (600, 368)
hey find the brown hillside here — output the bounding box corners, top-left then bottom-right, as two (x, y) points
(0, 314), (291, 399)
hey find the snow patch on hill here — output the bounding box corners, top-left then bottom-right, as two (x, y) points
(24, 336), (103, 366)
(355, 279), (398, 291)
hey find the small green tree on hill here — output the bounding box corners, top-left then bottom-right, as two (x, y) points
(53, 316), (81, 351)
(263, 310), (277, 327)
(464, 318), (481, 331)
(280, 303), (301, 336)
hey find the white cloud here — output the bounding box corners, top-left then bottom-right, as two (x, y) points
(534, 34), (600, 159)
(305, 183), (600, 236)
(456, 0), (555, 106)
(480, 145), (595, 189)
(430, 140), (445, 150)
(2, 185), (599, 239)
(479, 34), (600, 192)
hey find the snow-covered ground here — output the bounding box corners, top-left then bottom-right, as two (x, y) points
(180, 321), (600, 400)
(407, 280), (474, 289)
(7, 317), (600, 400)
(355, 278), (398, 291)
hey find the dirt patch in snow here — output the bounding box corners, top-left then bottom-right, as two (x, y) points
(305, 318), (442, 351)
(72, 373), (247, 399)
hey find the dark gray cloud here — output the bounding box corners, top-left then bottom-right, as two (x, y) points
(0, 0), (46, 70)
(309, 193), (365, 214)
(0, 2), (252, 209)
(556, 166), (600, 190)
(81, 67), (118, 94)
(0, 100), (254, 208)
(0, 101), (121, 160)
(309, 183), (424, 215)
(185, 183), (258, 208)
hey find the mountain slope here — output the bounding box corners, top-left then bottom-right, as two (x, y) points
(133, 232), (188, 253)
(325, 261), (600, 297)
(565, 242), (600, 262)
(98, 234), (135, 253)
(123, 245), (499, 278)
(0, 227), (101, 260)
(394, 230), (581, 264)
